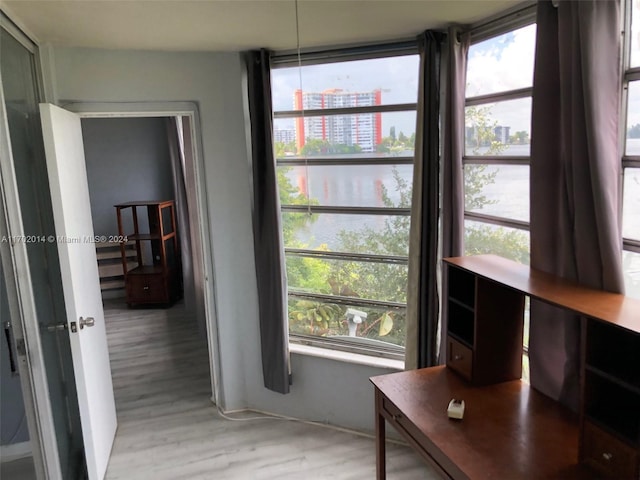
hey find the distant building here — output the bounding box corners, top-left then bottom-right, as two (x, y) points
(293, 88), (382, 153)
(494, 125), (511, 144)
(274, 127), (296, 144)
(465, 124), (511, 148)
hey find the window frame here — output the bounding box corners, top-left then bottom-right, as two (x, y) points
(271, 43), (419, 360)
(463, 12), (536, 238)
(623, 0), (640, 256)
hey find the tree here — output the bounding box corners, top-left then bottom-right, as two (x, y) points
(509, 131), (530, 145)
(279, 103), (530, 347)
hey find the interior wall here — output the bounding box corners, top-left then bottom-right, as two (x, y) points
(46, 46), (400, 434)
(82, 117), (174, 237)
(0, 266), (30, 447)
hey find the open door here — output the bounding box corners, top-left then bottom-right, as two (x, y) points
(39, 103), (117, 480)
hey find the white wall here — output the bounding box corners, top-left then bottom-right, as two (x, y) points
(48, 46), (399, 433)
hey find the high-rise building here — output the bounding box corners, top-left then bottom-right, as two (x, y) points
(274, 126), (296, 144)
(293, 88), (382, 153)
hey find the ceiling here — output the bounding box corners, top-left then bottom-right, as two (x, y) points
(2, 0), (523, 52)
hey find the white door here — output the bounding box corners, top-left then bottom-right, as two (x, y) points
(40, 103), (117, 480)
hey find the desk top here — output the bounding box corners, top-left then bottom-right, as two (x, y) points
(445, 255), (640, 333)
(371, 366), (593, 479)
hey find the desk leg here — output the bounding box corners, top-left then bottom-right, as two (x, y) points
(375, 390), (386, 480)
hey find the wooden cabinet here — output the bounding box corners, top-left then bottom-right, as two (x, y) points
(446, 265), (525, 385)
(442, 255), (640, 478)
(582, 318), (640, 478)
(115, 200), (180, 306)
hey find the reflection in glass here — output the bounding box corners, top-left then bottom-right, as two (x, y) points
(271, 55), (419, 110)
(464, 220), (530, 264)
(623, 250), (640, 300)
(464, 165), (529, 222)
(278, 164), (412, 208)
(282, 212), (410, 256)
(287, 297), (407, 347)
(626, 82), (640, 155)
(465, 98), (532, 156)
(466, 24), (536, 97)
(623, 168), (640, 240)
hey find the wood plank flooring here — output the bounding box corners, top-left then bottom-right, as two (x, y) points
(103, 300), (435, 479)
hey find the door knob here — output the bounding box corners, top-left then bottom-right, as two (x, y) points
(79, 317), (95, 329)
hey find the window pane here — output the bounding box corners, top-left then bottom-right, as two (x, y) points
(278, 164), (412, 208)
(631, 0), (640, 68)
(271, 55), (419, 111)
(623, 250), (640, 300)
(464, 165), (529, 222)
(286, 256), (408, 304)
(464, 219), (530, 264)
(288, 298), (407, 346)
(623, 168), (640, 240)
(626, 82), (640, 155)
(466, 24), (536, 97)
(283, 212), (409, 256)
(465, 98), (531, 156)
(274, 111), (416, 156)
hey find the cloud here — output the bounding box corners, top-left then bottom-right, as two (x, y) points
(466, 24), (536, 98)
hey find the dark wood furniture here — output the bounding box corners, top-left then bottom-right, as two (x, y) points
(115, 200), (180, 306)
(371, 254), (640, 479)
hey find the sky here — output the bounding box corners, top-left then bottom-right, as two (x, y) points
(271, 15), (640, 147)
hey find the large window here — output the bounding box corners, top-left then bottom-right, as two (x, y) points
(464, 22), (536, 264)
(271, 48), (419, 358)
(622, 0), (640, 299)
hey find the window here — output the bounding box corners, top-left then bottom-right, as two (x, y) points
(622, 0), (640, 299)
(271, 49), (419, 358)
(464, 22), (536, 265)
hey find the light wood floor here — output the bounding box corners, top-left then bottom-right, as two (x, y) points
(103, 300), (435, 479)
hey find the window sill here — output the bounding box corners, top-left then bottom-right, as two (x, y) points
(289, 343), (405, 371)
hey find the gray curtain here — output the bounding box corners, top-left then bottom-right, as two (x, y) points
(439, 28), (470, 363)
(530, 0), (624, 411)
(246, 49), (290, 394)
(405, 31), (444, 370)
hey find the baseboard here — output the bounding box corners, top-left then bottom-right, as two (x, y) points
(0, 441), (32, 462)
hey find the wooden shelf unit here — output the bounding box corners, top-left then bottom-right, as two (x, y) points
(371, 254), (640, 479)
(115, 200), (180, 306)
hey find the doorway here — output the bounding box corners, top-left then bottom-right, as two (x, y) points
(79, 114), (215, 445)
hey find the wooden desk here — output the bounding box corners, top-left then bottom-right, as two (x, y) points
(371, 366), (591, 480)
(371, 255), (640, 479)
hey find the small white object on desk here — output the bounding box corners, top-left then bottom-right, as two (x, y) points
(447, 399), (465, 420)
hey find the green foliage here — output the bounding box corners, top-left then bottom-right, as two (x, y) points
(465, 224), (530, 265)
(277, 165), (315, 245)
(301, 138), (362, 156)
(275, 140), (297, 157)
(376, 129), (415, 155)
(509, 130), (530, 145)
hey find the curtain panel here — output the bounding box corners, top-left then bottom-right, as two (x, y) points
(438, 28), (470, 366)
(530, 0), (623, 411)
(245, 50), (291, 394)
(405, 31), (444, 370)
